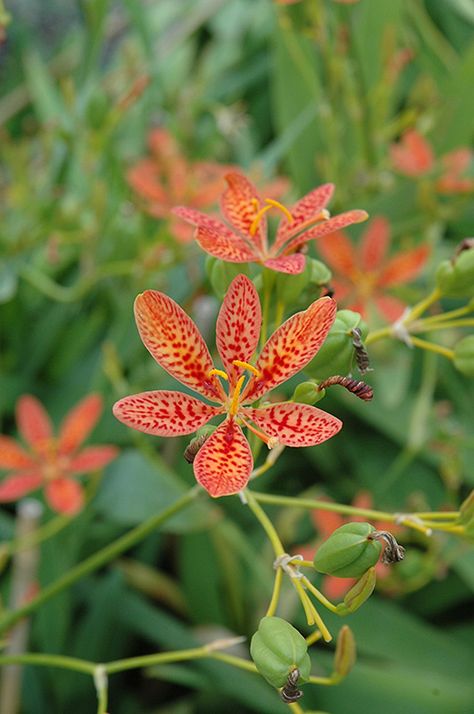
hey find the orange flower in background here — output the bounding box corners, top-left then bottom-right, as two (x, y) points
(297, 492), (394, 600)
(390, 129), (474, 194)
(113, 275), (342, 498)
(127, 128), (232, 243)
(0, 395), (118, 515)
(174, 172), (367, 274)
(317, 216), (429, 321)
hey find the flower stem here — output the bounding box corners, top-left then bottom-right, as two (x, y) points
(365, 325), (392, 346)
(244, 490), (285, 557)
(412, 318), (474, 332)
(0, 488), (198, 636)
(405, 288), (442, 322)
(266, 567), (283, 617)
(408, 336), (455, 360)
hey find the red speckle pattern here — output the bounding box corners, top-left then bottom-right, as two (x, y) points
(195, 226), (255, 263)
(113, 391), (221, 436)
(221, 173), (265, 249)
(134, 291), (223, 402)
(246, 402), (342, 446)
(173, 207), (237, 239)
(243, 297), (337, 402)
(284, 210), (369, 254)
(264, 254), (306, 275)
(275, 182), (334, 248)
(216, 275), (261, 387)
(193, 419), (253, 497)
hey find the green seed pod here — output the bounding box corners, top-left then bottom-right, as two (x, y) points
(435, 249), (474, 298)
(313, 523), (382, 578)
(206, 257), (248, 299)
(454, 335), (474, 377)
(250, 616), (311, 688)
(459, 490), (474, 524)
(337, 567), (376, 613)
(308, 258), (332, 286)
(275, 261), (311, 303)
(334, 625), (356, 679)
(304, 310), (368, 381)
(291, 381), (326, 405)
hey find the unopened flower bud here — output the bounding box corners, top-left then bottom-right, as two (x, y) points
(206, 257), (248, 299)
(304, 310), (367, 381)
(275, 261), (311, 303)
(334, 625), (356, 679)
(250, 616), (311, 689)
(435, 246), (474, 298)
(308, 258), (332, 286)
(292, 381), (326, 405)
(313, 523), (382, 578)
(454, 336), (474, 377)
(337, 567), (377, 614)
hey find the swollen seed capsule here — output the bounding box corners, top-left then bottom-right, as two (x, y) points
(435, 248), (474, 298)
(454, 336), (474, 377)
(250, 616), (311, 689)
(304, 310), (368, 381)
(313, 522), (382, 578)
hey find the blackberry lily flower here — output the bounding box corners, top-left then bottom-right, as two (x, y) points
(0, 395), (118, 514)
(173, 172), (368, 275)
(113, 275), (342, 497)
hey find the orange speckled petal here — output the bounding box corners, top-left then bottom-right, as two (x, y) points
(360, 217), (390, 272)
(284, 210), (369, 255)
(216, 275), (261, 386)
(263, 254), (306, 274)
(195, 225), (256, 263)
(16, 395), (53, 451)
(243, 297), (337, 402)
(0, 436), (36, 469)
(0, 471), (43, 501)
(58, 394), (103, 456)
(45, 478), (84, 515)
(134, 291), (223, 402)
(379, 244), (430, 287)
(245, 402), (342, 446)
(193, 419), (253, 497)
(274, 183), (334, 249)
(221, 173), (265, 249)
(69, 446), (119, 474)
(113, 391), (221, 436)
(173, 206), (238, 239)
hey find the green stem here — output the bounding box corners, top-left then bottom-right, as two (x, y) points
(404, 288), (442, 323)
(0, 654), (95, 675)
(408, 336), (455, 360)
(0, 489), (198, 636)
(412, 318), (474, 332)
(365, 326), (392, 346)
(244, 490), (285, 557)
(419, 305), (474, 325)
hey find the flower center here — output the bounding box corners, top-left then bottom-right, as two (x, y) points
(249, 198), (294, 237)
(208, 360), (261, 416)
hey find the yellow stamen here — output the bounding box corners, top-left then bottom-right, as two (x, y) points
(249, 204), (273, 236)
(230, 375), (246, 415)
(232, 360), (261, 376)
(208, 368), (228, 380)
(264, 198), (294, 223)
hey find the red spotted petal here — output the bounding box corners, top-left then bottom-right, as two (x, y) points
(69, 446), (119, 474)
(195, 225), (256, 263)
(113, 391), (221, 436)
(379, 244), (430, 286)
(173, 206), (239, 239)
(16, 395), (53, 451)
(243, 297), (337, 402)
(134, 291), (223, 402)
(274, 183), (334, 249)
(284, 210), (369, 255)
(45, 478), (84, 515)
(0, 436), (36, 469)
(245, 402), (342, 446)
(193, 419), (253, 497)
(390, 130), (434, 176)
(221, 173), (266, 249)
(58, 394), (103, 456)
(216, 275), (261, 387)
(360, 217), (390, 272)
(263, 254), (306, 274)
(0, 471), (43, 501)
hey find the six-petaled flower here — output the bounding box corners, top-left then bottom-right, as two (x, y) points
(390, 129), (474, 194)
(173, 172), (368, 275)
(113, 274), (342, 497)
(0, 395), (118, 515)
(317, 216), (430, 321)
